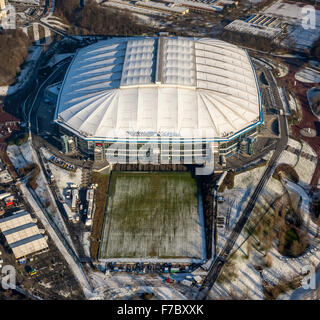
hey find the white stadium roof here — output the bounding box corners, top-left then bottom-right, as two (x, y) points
(55, 37), (262, 142)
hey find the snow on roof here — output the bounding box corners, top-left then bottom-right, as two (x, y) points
(9, 234), (48, 259)
(0, 211), (32, 232)
(161, 0), (223, 12)
(11, 0), (40, 5)
(225, 19), (282, 39)
(3, 222), (39, 244)
(0, 211), (48, 259)
(135, 0), (189, 14)
(55, 37), (262, 142)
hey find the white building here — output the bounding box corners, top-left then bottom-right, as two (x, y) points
(0, 211), (48, 259)
(54, 36), (263, 163)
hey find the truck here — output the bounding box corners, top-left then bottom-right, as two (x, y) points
(71, 189), (79, 211)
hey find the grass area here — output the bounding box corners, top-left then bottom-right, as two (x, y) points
(99, 171), (204, 260)
(90, 172), (110, 260)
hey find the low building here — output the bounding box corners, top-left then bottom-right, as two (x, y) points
(108, 0), (189, 15)
(0, 211), (48, 259)
(9, 234), (48, 259)
(135, 0), (189, 15)
(10, 0), (40, 5)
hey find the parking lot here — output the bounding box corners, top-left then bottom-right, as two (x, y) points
(48, 155), (76, 172)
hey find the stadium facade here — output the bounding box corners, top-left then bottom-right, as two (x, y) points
(54, 36), (263, 164)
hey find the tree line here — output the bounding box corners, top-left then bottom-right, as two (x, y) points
(0, 29), (31, 86)
(55, 0), (156, 36)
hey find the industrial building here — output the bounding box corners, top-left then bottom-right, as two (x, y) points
(0, 211), (48, 259)
(54, 36), (263, 164)
(108, 0), (189, 15)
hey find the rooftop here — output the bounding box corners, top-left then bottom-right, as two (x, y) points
(55, 37), (262, 142)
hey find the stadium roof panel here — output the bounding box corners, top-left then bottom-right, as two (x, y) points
(55, 37), (262, 141)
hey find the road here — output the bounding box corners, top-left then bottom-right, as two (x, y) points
(197, 87), (289, 299)
(23, 59), (94, 295)
(28, 60), (70, 128)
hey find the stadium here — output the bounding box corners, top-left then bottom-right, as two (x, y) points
(54, 36), (263, 164)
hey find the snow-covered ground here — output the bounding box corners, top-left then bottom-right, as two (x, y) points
(277, 147), (316, 186)
(7, 144), (29, 169)
(262, 0), (320, 50)
(301, 141), (317, 159)
(288, 137), (302, 150)
(211, 138), (319, 300)
(288, 93), (299, 113)
(88, 271), (190, 300)
(216, 165), (267, 255)
(33, 23), (40, 45)
(278, 149), (298, 167)
(43, 18), (69, 31)
(211, 171), (320, 300)
(82, 232), (91, 258)
(7, 142), (79, 253)
(296, 68), (320, 84)
(44, 25), (51, 45)
(282, 26), (320, 51)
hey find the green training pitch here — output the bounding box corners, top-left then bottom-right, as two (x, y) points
(98, 171), (206, 261)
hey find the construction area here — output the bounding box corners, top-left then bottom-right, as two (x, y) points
(98, 171), (207, 263)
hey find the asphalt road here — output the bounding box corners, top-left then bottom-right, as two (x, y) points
(28, 60), (70, 131)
